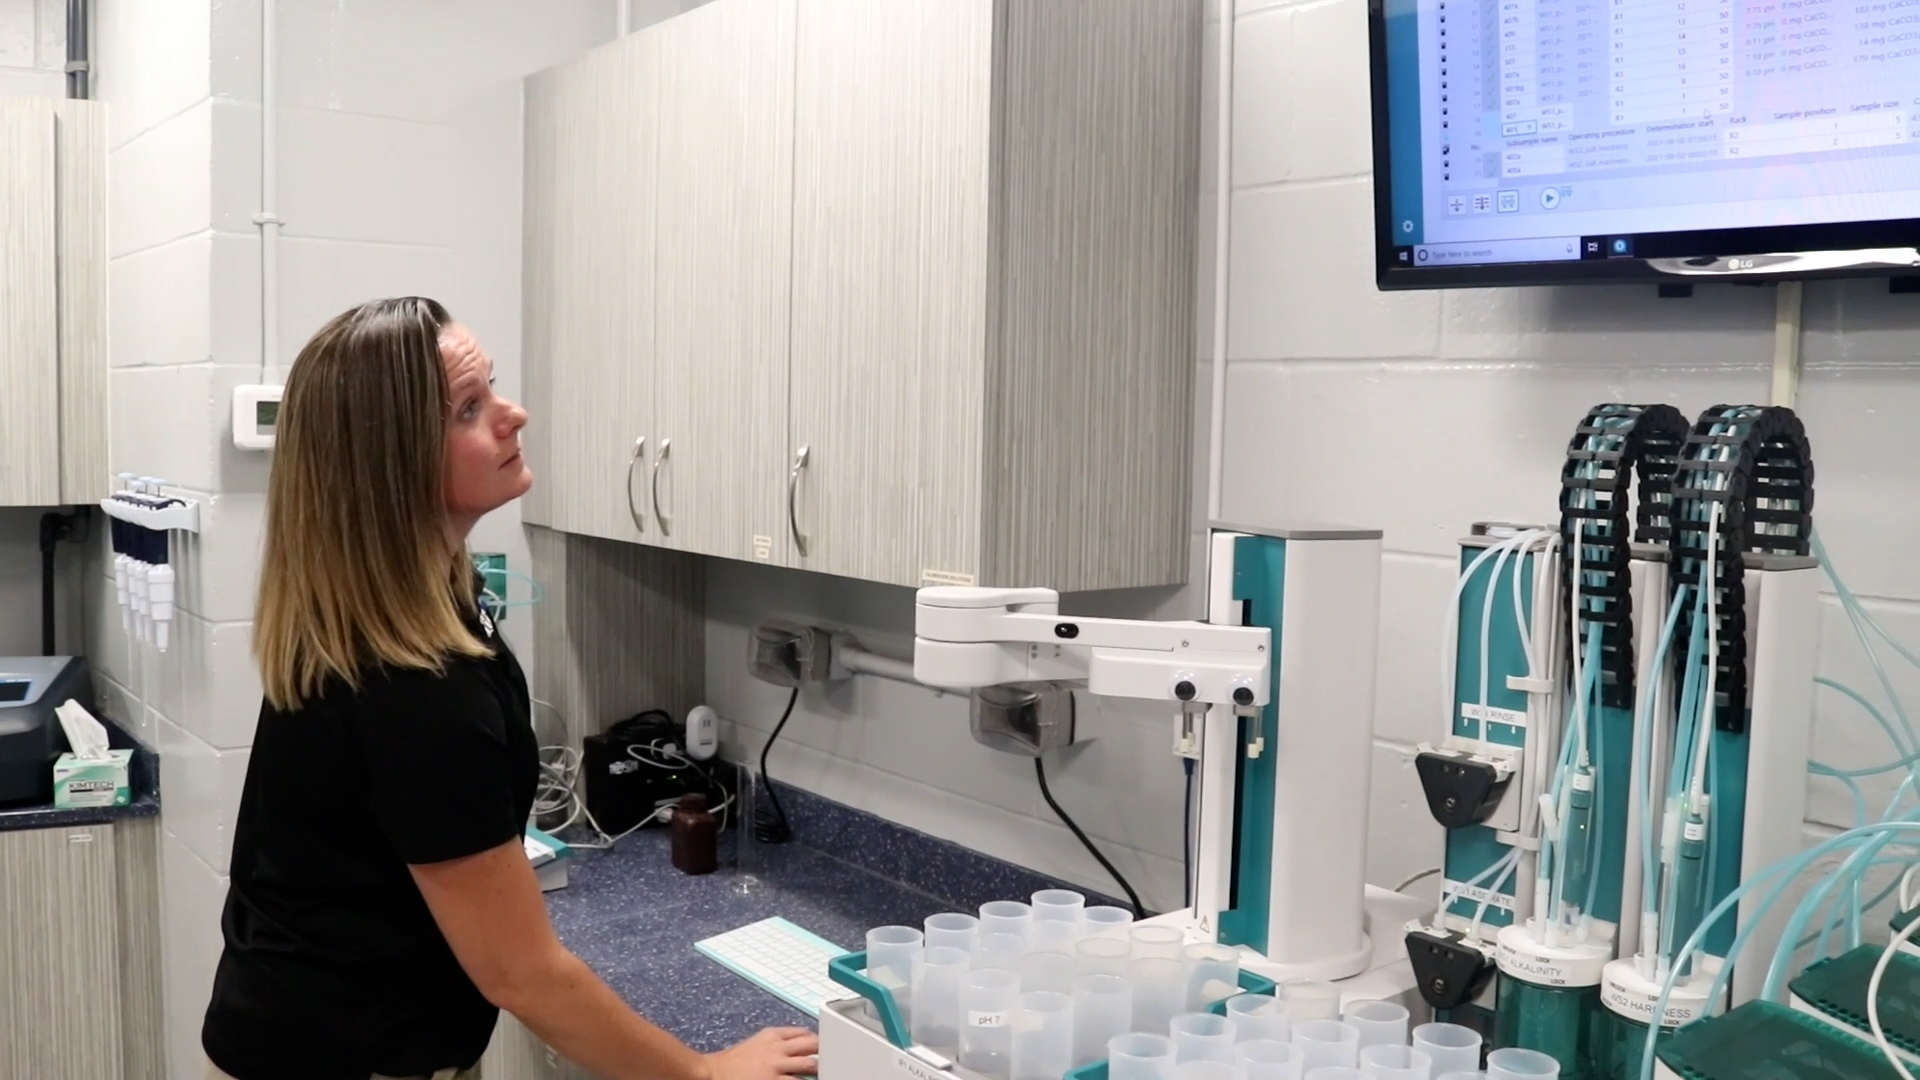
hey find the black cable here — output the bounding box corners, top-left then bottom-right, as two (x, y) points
(1035, 755), (1146, 919)
(1182, 758), (1195, 909)
(754, 687), (800, 844)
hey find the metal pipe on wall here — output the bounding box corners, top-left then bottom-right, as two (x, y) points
(258, 0), (282, 382)
(64, 0), (89, 99)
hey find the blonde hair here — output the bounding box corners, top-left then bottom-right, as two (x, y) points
(254, 296), (491, 710)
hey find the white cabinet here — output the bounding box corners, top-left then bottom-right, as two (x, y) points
(650, 0), (796, 565)
(524, 0), (1201, 593)
(522, 38), (657, 545)
(0, 98), (106, 508)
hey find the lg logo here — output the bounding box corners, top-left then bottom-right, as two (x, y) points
(1728, 258), (1755, 270)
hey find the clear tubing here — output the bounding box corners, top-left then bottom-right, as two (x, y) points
(1442, 536), (1534, 744)
(1635, 585), (1690, 970)
(1480, 542), (1519, 712)
(1764, 831), (1902, 998)
(1815, 530), (1920, 754)
(1641, 821), (1920, 1080)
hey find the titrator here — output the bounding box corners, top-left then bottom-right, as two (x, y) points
(816, 523), (1422, 1078)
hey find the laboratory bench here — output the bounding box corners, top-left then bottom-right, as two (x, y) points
(491, 782), (1121, 1075)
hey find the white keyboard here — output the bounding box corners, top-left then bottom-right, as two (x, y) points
(695, 916), (854, 1018)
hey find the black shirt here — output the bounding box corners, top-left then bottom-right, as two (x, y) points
(202, 604), (538, 1080)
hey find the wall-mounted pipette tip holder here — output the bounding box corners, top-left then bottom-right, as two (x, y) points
(103, 476), (192, 652)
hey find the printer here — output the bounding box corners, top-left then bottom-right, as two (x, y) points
(0, 656), (90, 806)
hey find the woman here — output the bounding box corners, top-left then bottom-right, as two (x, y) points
(202, 298), (818, 1080)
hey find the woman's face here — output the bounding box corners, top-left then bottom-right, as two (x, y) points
(439, 323), (533, 535)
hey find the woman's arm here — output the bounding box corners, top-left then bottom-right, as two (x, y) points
(410, 839), (818, 1080)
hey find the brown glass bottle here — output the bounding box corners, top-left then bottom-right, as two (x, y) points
(670, 793), (718, 875)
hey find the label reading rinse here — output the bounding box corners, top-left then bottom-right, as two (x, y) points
(1461, 703), (1528, 729)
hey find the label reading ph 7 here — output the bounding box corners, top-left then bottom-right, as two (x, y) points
(966, 1011), (1007, 1028)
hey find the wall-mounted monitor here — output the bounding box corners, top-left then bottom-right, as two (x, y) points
(1369, 0), (1920, 289)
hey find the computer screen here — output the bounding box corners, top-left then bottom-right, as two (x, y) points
(1370, 0), (1920, 288)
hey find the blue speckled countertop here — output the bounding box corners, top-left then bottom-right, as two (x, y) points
(548, 782), (1125, 1052)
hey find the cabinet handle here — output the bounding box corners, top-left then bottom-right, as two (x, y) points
(787, 445), (810, 558)
(651, 438), (673, 537)
(625, 437), (648, 534)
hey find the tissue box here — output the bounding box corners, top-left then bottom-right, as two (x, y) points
(52, 750), (134, 809)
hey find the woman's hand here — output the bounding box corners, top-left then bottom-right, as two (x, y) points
(702, 1027), (820, 1080)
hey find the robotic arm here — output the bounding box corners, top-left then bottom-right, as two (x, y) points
(913, 586), (1271, 709)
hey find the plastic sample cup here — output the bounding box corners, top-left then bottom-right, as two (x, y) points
(1076, 935), (1133, 978)
(1032, 918), (1082, 958)
(982, 900), (1035, 943)
(1359, 1044), (1433, 1080)
(1073, 974), (1134, 1068)
(1170, 1012), (1237, 1064)
(1227, 993), (1289, 1043)
(1304, 1069), (1366, 1080)
(867, 926), (923, 1025)
(1020, 948), (1079, 996)
(1172, 1063), (1238, 1079)
(960, 968), (1020, 1079)
(1485, 1048), (1560, 1080)
(1085, 905), (1136, 938)
(1281, 978), (1343, 1022)
(1412, 1023), (1483, 1076)
(926, 912), (981, 954)
(1109, 1032), (1178, 1080)
(1131, 925), (1187, 961)
(1183, 943), (1241, 1010)
(976, 932), (1028, 973)
(1130, 957), (1188, 1036)
(1292, 1020), (1361, 1070)
(1342, 1000), (1410, 1050)
(1237, 1038), (1306, 1080)
(911, 946), (971, 1057)
(1011, 990), (1075, 1080)
(1033, 889), (1087, 927)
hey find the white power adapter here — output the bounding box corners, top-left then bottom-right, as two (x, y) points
(685, 705), (719, 761)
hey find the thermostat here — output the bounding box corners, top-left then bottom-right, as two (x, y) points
(232, 385), (284, 450)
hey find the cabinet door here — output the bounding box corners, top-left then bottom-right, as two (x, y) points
(788, 0), (993, 585)
(0, 99), (60, 506)
(0, 825), (122, 1079)
(523, 38), (658, 544)
(650, 0), (795, 564)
